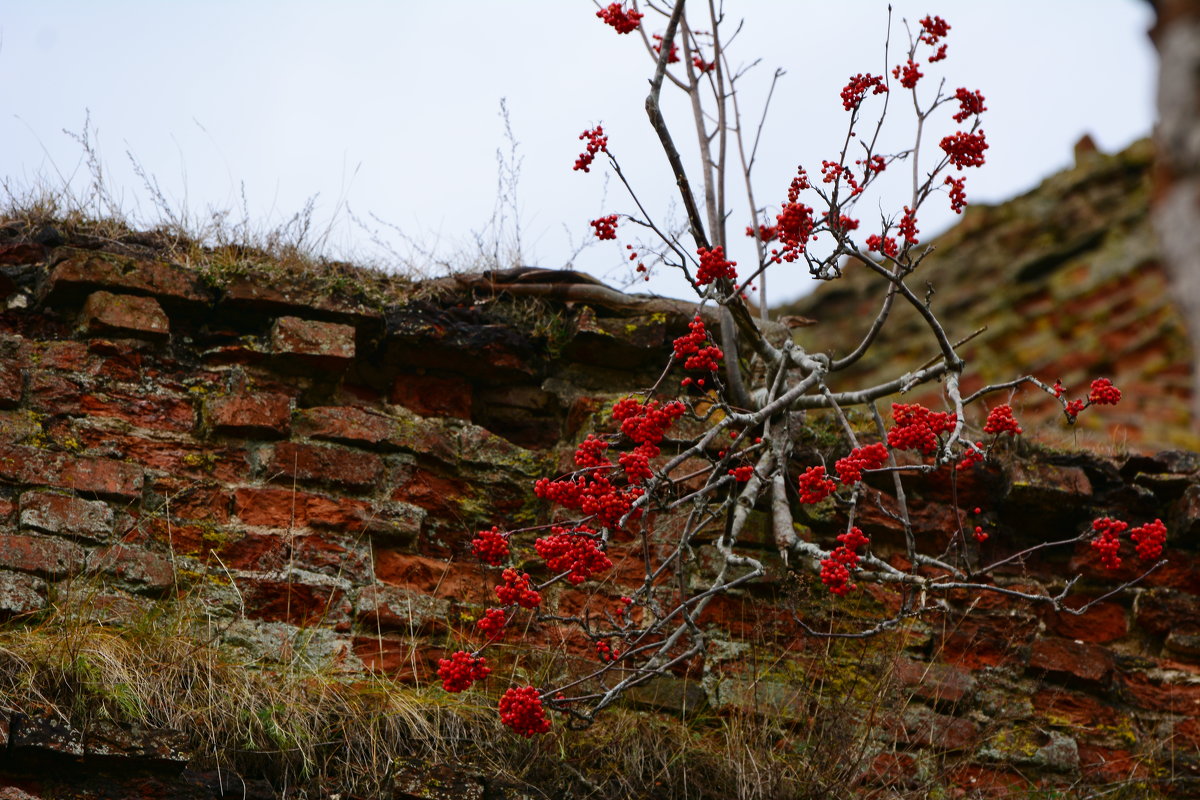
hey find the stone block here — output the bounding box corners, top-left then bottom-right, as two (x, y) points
(79, 291), (169, 340)
(88, 544), (174, 590)
(0, 534), (86, 577)
(355, 583), (449, 633)
(0, 570), (47, 615)
(295, 405), (395, 448)
(19, 491), (114, 540)
(1029, 637), (1114, 684)
(240, 578), (351, 628)
(47, 251), (210, 306)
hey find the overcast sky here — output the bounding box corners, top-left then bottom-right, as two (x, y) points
(1, 1), (1157, 304)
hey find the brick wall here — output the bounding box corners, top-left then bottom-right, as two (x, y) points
(0, 216), (1197, 797)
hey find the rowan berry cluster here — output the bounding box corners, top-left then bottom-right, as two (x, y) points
(953, 88), (987, 123)
(893, 59), (924, 89)
(590, 214), (619, 240)
(940, 130), (989, 170)
(1130, 519), (1167, 561)
(495, 569), (542, 608)
(945, 176), (968, 213)
(1059, 377), (1122, 422)
(476, 607), (507, 639)
(983, 404), (1022, 436)
(835, 443), (890, 485)
(652, 34), (680, 63)
(957, 441), (986, 471)
(613, 398), (686, 454)
(898, 207), (920, 245)
(596, 2), (643, 34)
(595, 640), (620, 661)
(887, 403), (957, 456)
(672, 315), (723, 372)
(798, 465), (837, 504)
(437, 651), (491, 693)
(866, 234), (899, 258)
(499, 686), (552, 737)
(696, 245), (738, 285)
(471, 526), (510, 566)
(1090, 517), (1129, 570)
(841, 73), (888, 111)
(728, 465), (755, 482)
(771, 201), (816, 263)
(574, 126), (608, 173)
(745, 223), (778, 242)
(820, 160), (863, 195)
(535, 528), (612, 584)
(919, 15), (950, 45)
(821, 526), (870, 595)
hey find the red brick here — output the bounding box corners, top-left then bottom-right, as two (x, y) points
(66, 429), (247, 484)
(79, 389), (195, 433)
(390, 469), (472, 517)
(1032, 687), (1120, 729)
(352, 635), (442, 679)
(207, 392), (291, 438)
(234, 486), (372, 531)
(266, 442), (384, 492)
(354, 583), (449, 633)
(88, 544), (174, 590)
(79, 291), (170, 340)
(1077, 745), (1149, 783)
(0, 534), (86, 577)
(292, 533), (371, 584)
(893, 657), (976, 706)
(28, 371), (83, 413)
(1029, 637), (1114, 683)
(0, 445), (143, 500)
(47, 252), (210, 305)
(0, 410), (40, 445)
(37, 340), (89, 371)
(270, 316), (355, 367)
(371, 551), (481, 602)
(879, 705), (980, 751)
(295, 406), (395, 448)
(0, 361), (22, 408)
(1043, 598), (1129, 644)
(1120, 669), (1200, 713)
(214, 531), (286, 572)
(149, 480), (231, 524)
(0, 242), (47, 265)
(0, 570), (47, 615)
(240, 578), (350, 628)
(19, 491), (114, 540)
(389, 374), (472, 419)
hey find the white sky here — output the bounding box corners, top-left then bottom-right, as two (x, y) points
(1, 1), (1157, 304)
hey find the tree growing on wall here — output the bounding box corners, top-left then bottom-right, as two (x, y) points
(438, 1), (1163, 736)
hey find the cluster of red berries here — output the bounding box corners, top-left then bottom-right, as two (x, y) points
(437, 650), (491, 692)
(771, 201), (817, 263)
(866, 234), (899, 258)
(861, 154), (888, 175)
(471, 526), (510, 566)
(574, 126), (608, 173)
(983, 404), (1022, 436)
(919, 15), (951, 45)
(595, 639), (620, 661)
(692, 55), (715, 73)
(672, 315), (724, 372)
(953, 88), (987, 123)
(590, 214), (619, 240)
(745, 223), (778, 242)
(835, 443), (890, 485)
(536, 472), (643, 530)
(898, 207), (919, 245)
(728, 465), (755, 482)
(1130, 519), (1167, 561)
(820, 527), (870, 596)
(820, 160), (863, 195)
(596, 2), (643, 34)
(499, 686), (552, 737)
(618, 448), (654, 483)
(940, 130), (989, 170)
(574, 434), (610, 468)
(887, 403), (957, 456)
(957, 441), (986, 471)
(495, 569), (542, 608)
(476, 607), (507, 639)
(945, 176), (968, 214)
(893, 59), (924, 89)
(798, 465), (837, 504)
(535, 528), (613, 584)
(1090, 517), (1129, 570)
(653, 34), (680, 63)
(696, 245), (738, 285)
(613, 398), (686, 456)
(1088, 377), (1122, 406)
(841, 73), (888, 111)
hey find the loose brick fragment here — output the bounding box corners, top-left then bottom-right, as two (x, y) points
(79, 291), (170, 340)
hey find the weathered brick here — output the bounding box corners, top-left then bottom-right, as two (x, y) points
(19, 491), (114, 540)
(88, 544), (174, 590)
(0, 242), (47, 265)
(1029, 637), (1114, 683)
(881, 705), (981, 751)
(1042, 598), (1129, 644)
(79, 291), (170, 340)
(266, 442), (384, 492)
(240, 578), (350, 628)
(28, 371), (83, 413)
(893, 657), (976, 706)
(270, 316), (355, 367)
(354, 583), (449, 633)
(47, 252), (210, 305)
(0, 570), (47, 615)
(234, 486), (370, 531)
(79, 389), (195, 433)
(389, 374), (472, 419)
(0, 410), (41, 445)
(208, 392), (291, 438)
(0, 361), (22, 408)
(0, 534), (86, 577)
(295, 406), (395, 448)
(371, 552), (479, 601)
(292, 533), (372, 584)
